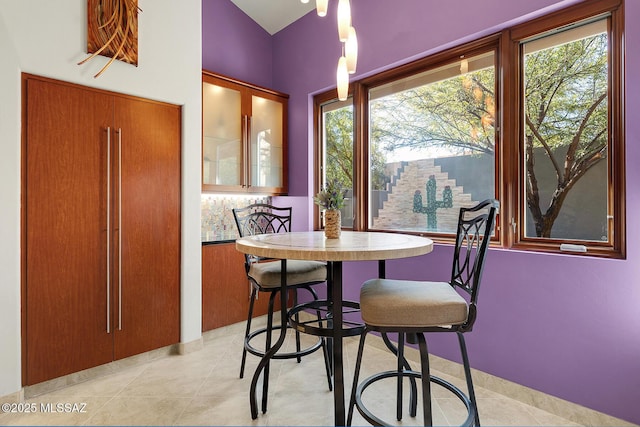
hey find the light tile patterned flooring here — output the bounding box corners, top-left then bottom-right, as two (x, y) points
(1, 319), (583, 426)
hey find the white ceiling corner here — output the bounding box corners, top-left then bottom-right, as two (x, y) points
(230, 0), (316, 35)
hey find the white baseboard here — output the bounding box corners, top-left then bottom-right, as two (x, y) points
(177, 337), (204, 355)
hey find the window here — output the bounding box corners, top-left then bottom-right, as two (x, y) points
(317, 97), (355, 228)
(314, 0), (624, 258)
(511, 5), (624, 257)
(368, 50), (497, 235)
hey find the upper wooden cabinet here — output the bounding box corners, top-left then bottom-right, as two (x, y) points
(202, 70), (288, 194)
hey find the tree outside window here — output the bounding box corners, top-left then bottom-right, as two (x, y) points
(320, 100), (355, 227)
(522, 20), (609, 241)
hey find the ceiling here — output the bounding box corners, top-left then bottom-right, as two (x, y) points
(230, 0), (316, 35)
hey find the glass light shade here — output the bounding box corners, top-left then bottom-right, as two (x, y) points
(337, 56), (349, 101)
(301, 0), (309, 3)
(345, 26), (358, 74)
(316, 0), (328, 17)
(460, 58), (469, 74)
(337, 0), (351, 41)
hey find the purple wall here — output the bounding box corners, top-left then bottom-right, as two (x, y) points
(202, 0), (273, 88)
(203, 0), (640, 423)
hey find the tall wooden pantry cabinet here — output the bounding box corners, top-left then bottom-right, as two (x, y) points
(22, 74), (181, 385)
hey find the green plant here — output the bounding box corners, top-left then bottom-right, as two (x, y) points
(314, 179), (345, 210)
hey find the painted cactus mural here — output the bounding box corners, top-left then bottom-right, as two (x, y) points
(413, 175), (453, 231)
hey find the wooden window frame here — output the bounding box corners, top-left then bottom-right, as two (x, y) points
(313, 0), (625, 258)
(506, 0), (625, 258)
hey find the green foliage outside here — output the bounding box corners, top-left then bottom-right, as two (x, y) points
(524, 34), (608, 238)
(323, 107), (387, 191)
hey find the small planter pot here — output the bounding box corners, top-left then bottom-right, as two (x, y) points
(324, 209), (341, 239)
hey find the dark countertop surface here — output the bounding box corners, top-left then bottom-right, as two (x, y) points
(202, 239), (235, 246)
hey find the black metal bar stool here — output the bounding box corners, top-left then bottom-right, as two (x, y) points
(232, 204), (332, 415)
(347, 199), (499, 426)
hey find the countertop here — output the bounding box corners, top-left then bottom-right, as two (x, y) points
(202, 239), (235, 246)
(201, 229), (239, 245)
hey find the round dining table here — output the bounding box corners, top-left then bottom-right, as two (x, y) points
(236, 230), (434, 426)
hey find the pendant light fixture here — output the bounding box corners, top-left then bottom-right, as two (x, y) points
(337, 0), (351, 41)
(337, 55), (349, 101)
(345, 26), (358, 73)
(315, 0), (328, 17)
(460, 57), (469, 74)
(302, 0), (358, 98)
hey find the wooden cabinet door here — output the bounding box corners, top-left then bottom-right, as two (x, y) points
(112, 97), (181, 360)
(202, 243), (248, 331)
(202, 78), (243, 191)
(24, 76), (182, 383)
(24, 79), (113, 385)
(202, 243), (285, 332)
(249, 91), (287, 194)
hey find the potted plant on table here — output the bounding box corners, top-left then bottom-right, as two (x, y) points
(314, 180), (345, 239)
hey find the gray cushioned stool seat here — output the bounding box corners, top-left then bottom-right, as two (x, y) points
(360, 279), (468, 328)
(248, 260), (327, 289)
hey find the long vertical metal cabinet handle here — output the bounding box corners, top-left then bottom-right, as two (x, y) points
(242, 115), (248, 187)
(246, 116), (252, 188)
(118, 128), (123, 331)
(106, 127), (111, 334)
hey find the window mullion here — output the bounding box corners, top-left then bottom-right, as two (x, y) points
(353, 82), (367, 231)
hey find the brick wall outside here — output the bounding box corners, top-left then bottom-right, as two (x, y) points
(372, 158), (475, 233)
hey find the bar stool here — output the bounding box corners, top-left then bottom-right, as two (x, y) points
(232, 204), (332, 415)
(347, 199), (498, 426)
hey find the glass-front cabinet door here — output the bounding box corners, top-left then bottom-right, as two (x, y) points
(202, 71), (288, 194)
(250, 94), (284, 191)
(202, 80), (242, 189)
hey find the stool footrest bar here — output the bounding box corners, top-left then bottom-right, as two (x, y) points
(354, 370), (476, 427)
(288, 300), (365, 338)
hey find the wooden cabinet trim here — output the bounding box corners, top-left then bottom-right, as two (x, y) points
(202, 69), (289, 99)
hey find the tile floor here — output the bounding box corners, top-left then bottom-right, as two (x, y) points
(0, 319), (583, 426)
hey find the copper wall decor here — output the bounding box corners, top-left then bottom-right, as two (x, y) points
(78, 0), (140, 78)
